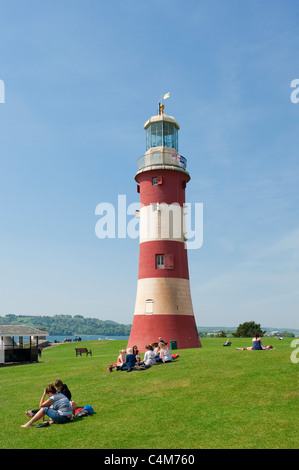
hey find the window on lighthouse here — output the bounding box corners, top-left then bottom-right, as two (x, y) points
(156, 254), (165, 269)
(152, 176), (162, 185)
(156, 253), (175, 269)
(146, 122), (163, 149)
(163, 121), (178, 150)
(146, 122), (178, 151)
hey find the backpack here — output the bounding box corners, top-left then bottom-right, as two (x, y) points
(76, 409), (89, 418)
(83, 405), (95, 415)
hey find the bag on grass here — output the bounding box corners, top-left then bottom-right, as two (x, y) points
(83, 405), (95, 415)
(76, 409), (89, 418)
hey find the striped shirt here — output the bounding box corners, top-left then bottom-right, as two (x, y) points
(49, 392), (73, 416)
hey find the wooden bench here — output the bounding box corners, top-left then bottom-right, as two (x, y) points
(75, 347), (92, 357)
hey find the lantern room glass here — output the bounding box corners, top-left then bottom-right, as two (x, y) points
(146, 122), (178, 151)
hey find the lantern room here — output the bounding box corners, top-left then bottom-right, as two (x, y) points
(144, 104), (179, 152)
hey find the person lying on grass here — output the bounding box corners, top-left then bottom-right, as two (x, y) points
(21, 384), (73, 428)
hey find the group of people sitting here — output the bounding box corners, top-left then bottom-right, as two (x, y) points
(21, 379), (93, 428)
(108, 338), (177, 372)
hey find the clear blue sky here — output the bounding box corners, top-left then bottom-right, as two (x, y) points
(0, 0), (298, 329)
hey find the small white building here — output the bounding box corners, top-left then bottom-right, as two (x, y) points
(270, 331), (283, 337)
(0, 325), (49, 364)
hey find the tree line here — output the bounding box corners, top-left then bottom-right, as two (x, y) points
(1, 316), (295, 338)
(0, 314), (132, 336)
(200, 321), (295, 338)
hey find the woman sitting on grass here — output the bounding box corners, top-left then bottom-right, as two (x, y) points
(132, 345), (141, 365)
(251, 332), (265, 350)
(139, 344), (156, 368)
(158, 342), (172, 363)
(235, 332), (264, 350)
(151, 342), (160, 359)
(21, 384), (73, 428)
(25, 379), (72, 417)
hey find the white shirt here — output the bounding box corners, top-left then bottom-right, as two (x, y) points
(161, 348), (172, 362)
(144, 350), (156, 366)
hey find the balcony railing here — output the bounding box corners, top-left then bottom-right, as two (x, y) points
(137, 150), (187, 171)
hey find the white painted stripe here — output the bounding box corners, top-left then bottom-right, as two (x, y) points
(134, 278), (194, 316)
(139, 203), (186, 243)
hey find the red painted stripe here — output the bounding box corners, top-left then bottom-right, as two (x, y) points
(128, 314), (201, 353)
(136, 169), (188, 207)
(138, 240), (189, 279)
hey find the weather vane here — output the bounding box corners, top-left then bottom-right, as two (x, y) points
(159, 92), (170, 114)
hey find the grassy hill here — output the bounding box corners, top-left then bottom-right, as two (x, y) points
(0, 337), (298, 449)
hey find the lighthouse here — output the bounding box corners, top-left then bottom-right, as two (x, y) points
(128, 103), (201, 352)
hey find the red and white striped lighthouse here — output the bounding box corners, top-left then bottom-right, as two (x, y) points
(128, 103), (201, 352)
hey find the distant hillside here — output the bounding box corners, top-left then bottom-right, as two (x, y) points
(1, 315), (297, 337)
(0, 314), (131, 336)
(198, 326), (299, 336)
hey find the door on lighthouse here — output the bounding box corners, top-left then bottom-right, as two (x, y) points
(145, 299), (154, 315)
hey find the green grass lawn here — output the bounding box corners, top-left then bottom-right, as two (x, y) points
(0, 337), (298, 449)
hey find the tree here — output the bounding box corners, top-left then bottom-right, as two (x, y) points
(218, 331), (227, 338)
(232, 321), (266, 338)
(281, 331), (295, 338)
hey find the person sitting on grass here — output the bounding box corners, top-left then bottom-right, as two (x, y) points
(54, 379), (72, 400)
(251, 332), (265, 350)
(118, 348), (137, 372)
(223, 338), (231, 347)
(21, 384), (73, 428)
(139, 344), (156, 369)
(108, 349), (126, 372)
(25, 379), (72, 418)
(158, 342), (172, 363)
(132, 345), (141, 365)
(151, 342), (160, 359)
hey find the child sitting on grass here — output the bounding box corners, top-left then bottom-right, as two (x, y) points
(107, 349), (126, 372)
